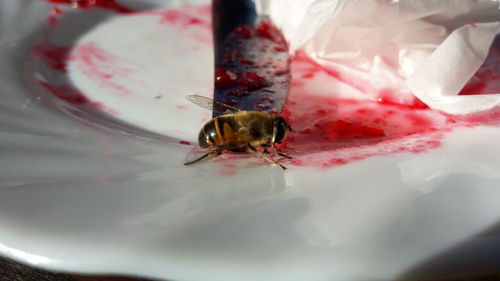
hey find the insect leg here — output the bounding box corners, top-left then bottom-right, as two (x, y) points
(184, 149), (223, 166)
(247, 145), (287, 170)
(272, 144), (292, 159)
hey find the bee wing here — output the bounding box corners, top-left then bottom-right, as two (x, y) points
(187, 95), (241, 114)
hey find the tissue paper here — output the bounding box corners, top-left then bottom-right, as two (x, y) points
(255, 0), (500, 120)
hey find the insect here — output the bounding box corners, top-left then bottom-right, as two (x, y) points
(184, 95), (292, 169)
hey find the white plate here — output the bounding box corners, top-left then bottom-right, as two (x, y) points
(1, 1), (500, 281)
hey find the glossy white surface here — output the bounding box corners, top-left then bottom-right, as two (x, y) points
(1, 1), (500, 281)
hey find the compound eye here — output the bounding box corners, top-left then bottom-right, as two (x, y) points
(274, 117), (288, 144)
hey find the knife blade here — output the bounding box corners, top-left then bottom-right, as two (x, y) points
(211, 0), (291, 117)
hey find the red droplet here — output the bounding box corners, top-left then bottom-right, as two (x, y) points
(154, 6), (210, 29)
(221, 97), (237, 106)
(237, 72), (266, 90)
(214, 67), (235, 88)
(32, 43), (72, 72)
(256, 21), (276, 41)
(240, 58), (253, 64)
(51, 7), (63, 14)
(273, 46), (286, 52)
(234, 26), (251, 38)
(179, 140), (191, 145)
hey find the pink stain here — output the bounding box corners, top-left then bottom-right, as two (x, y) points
(40, 80), (124, 115)
(91, 102), (120, 115)
(31, 41), (134, 98)
(293, 52), (366, 93)
(71, 42), (134, 95)
(138, 5), (212, 44)
(218, 164), (237, 177)
(143, 4), (211, 28)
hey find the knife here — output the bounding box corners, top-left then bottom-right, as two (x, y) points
(211, 0), (291, 117)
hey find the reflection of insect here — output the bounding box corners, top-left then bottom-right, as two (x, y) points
(184, 95), (292, 169)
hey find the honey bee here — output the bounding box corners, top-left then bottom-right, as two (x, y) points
(184, 95), (292, 169)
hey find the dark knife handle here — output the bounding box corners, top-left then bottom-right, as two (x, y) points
(212, 0), (257, 61)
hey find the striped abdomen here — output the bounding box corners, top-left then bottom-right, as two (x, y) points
(198, 115), (241, 148)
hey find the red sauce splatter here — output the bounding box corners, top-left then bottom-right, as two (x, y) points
(277, 55), (466, 168)
(47, 7), (63, 27)
(273, 46), (286, 52)
(31, 40), (135, 93)
(214, 67), (235, 88)
(234, 26), (251, 38)
(34, 3), (486, 169)
(240, 58), (253, 64)
(255, 21), (283, 43)
(377, 88), (429, 109)
(215, 68), (267, 92)
(39, 81), (121, 115)
(32, 43), (72, 72)
(51, 7), (63, 14)
(45, 0), (134, 14)
(293, 52), (365, 94)
(151, 5), (211, 29)
(179, 140), (191, 145)
(71, 42), (133, 95)
(237, 72), (266, 90)
(136, 6), (212, 44)
(40, 81), (89, 104)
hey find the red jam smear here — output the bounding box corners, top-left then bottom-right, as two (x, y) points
(33, 40), (133, 95)
(139, 5), (212, 44)
(279, 55), (465, 168)
(33, 3), (492, 170)
(39, 81), (119, 115)
(32, 43), (72, 72)
(255, 21), (286, 44)
(214, 67), (236, 88)
(47, 7), (63, 27)
(71, 42), (134, 95)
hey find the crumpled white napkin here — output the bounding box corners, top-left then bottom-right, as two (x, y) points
(255, 0), (500, 120)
